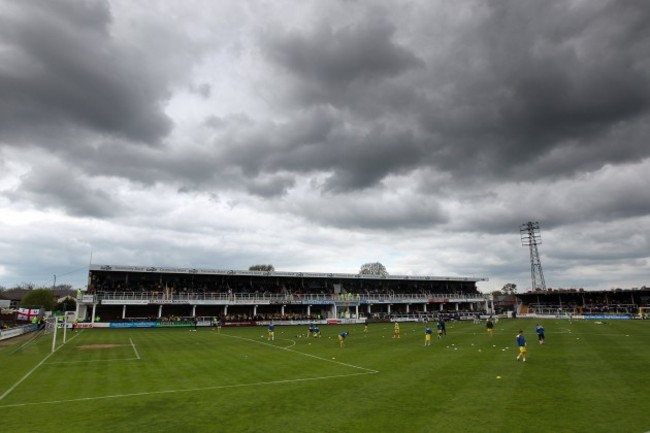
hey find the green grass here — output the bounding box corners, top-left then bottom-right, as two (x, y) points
(1, 319), (649, 433)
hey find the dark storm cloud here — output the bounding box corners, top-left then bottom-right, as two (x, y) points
(4, 0), (649, 233)
(245, 174), (295, 198)
(261, 18), (424, 108)
(317, 128), (425, 192)
(201, 107), (427, 193)
(260, 13), (425, 121)
(412, 0), (650, 179)
(1, 1), (649, 292)
(259, 115), (425, 192)
(0, 0), (173, 145)
(291, 194), (449, 230)
(7, 161), (120, 218)
(253, 0), (650, 194)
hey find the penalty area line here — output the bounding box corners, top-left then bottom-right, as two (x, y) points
(46, 357), (141, 365)
(223, 333), (379, 374)
(129, 337), (141, 360)
(0, 371), (378, 409)
(45, 336), (141, 365)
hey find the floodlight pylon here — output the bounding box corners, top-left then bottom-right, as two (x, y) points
(520, 221), (547, 291)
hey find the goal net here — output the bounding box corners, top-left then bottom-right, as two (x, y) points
(41, 316), (61, 352)
(43, 316), (58, 335)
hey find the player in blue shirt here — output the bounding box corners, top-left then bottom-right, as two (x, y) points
(536, 324), (545, 344)
(516, 330), (527, 362)
(436, 321), (444, 339)
(267, 323), (275, 341)
(339, 331), (348, 348)
(424, 326), (433, 347)
(312, 325), (321, 338)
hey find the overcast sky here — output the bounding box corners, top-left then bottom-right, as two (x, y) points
(1, 0), (649, 293)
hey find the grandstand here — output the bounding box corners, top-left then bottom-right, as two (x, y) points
(78, 264), (489, 324)
(516, 287), (650, 318)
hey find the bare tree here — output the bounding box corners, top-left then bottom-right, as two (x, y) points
(359, 262), (389, 277)
(249, 264), (275, 272)
(502, 283), (517, 295)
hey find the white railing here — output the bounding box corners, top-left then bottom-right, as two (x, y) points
(91, 291), (488, 304)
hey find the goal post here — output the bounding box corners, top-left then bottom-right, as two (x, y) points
(44, 316), (58, 353)
(62, 311), (76, 344)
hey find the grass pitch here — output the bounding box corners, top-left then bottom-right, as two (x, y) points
(1, 319), (649, 433)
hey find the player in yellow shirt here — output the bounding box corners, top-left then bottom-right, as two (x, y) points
(516, 330), (527, 362)
(339, 331), (348, 348)
(393, 322), (401, 339)
(436, 321), (444, 339)
(486, 317), (494, 337)
(267, 323), (275, 341)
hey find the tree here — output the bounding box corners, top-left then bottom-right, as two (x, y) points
(56, 297), (77, 313)
(502, 283), (517, 295)
(20, 288), (56, 311)
(249, 264), (275, 272)
(359, 262), (389, 277)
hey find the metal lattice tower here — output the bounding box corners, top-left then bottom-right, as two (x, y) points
(520, 221), (547, 291)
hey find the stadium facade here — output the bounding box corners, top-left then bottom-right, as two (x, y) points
(77, 264), (490, 325)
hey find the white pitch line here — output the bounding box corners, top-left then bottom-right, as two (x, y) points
(0, 351), (56, 401)
(129, 337), (141, 360)
(224, 334), (379, 373)
(45, 336), (141, 365)
(0, 371), (378, 409)
(1, 330), (378, 408)
(46, 358), (141, 365)
(280, 338), (297, 349)
(0, 330), (82, 401)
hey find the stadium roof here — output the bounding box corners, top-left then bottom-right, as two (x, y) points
(90, 264), (487, 283)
